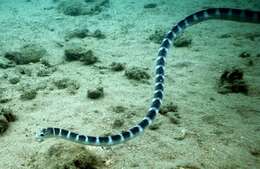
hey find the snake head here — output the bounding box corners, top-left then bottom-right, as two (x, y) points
(35, 128), (47, 142)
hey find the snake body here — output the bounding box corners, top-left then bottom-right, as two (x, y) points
(36, 8), (260, 146)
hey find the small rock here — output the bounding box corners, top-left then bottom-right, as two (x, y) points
(29, 142), (103, 169)
(125, 67), (150, 81)
(93, 29), (106, 39)
(65, 28), (90, 40)
(4, 51), (22, 61)
(246, 60), (254, 66)
(110, 62), (125, 71)
(57, 0), (87, 16)
(35, 81), (48, 91)
(218, 68), (248, 94)
(2, 73), (8, 79)
(53, 78), (80, 91)
(64, 44), (98, 64)
(67, 81), (80, 95)
(160, 102), (180, 124)
(53, 78), (70, 89)
(65, 29), (106, 40)
(0, 57), (15, 69)
(15, 66), (32, 76)
(37, 65), (56, 77)
(112, 119), (124, 128)
(0, 89), (12, 103)
(79, 50), (98, 65)
(8, 75), (21, 84)
(219, 33), (232, 38)
(149, 121), (162, 130)
(149, 29), (165, 44)
(64, 44), (87, 61)
(239, 51), (251, 58)
(0, 117), (8, 135)
(112, 106), (127, 113)
(5, 44), (47, 64)
(174, 34), (192, 47)
(57, 0), (109, 16)
(144, 3), (157, 9)
(0, 98), (11, 104)
(159, 102), (178, 115)
(20, 88), (37, 100)
(40, 58), (52, 67)
(209, 97), (215, 101)
(169, 116), (180, 125)
(220, 68), (243, 83)
(174, 129), (188, 141)
(1, 107), (16, 122)
(87, 87), (104, 99)
(250, 148), (260, 157)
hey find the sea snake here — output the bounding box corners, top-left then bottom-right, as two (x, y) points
(36, 8), (260, 146)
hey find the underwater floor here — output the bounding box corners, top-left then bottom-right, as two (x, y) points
(0, 0), (260, 169)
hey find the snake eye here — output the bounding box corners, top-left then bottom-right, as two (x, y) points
(40, 133), (44, 137)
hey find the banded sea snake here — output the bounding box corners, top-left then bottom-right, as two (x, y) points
(36, 8), (260, 146)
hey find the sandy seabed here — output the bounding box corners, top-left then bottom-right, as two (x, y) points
(0, 0), (260, 169)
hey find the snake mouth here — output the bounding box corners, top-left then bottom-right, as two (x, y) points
(35, 128), (45, 142)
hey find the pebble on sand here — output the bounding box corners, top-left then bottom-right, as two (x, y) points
(65, 44), (98, 65)
(218, 68), (248, 94)
(174, 33), (192, 47)
(125, 67), (150, 81)
(5, 44), (47, 65)
(110, 62), (125, 71)
(20, 88), (38, 100)
(29, 142), (104, 169)
(0, 116), (8, 135)
(8, 74), (21, 84)
(1, 107), (16, 122)
(57, 0), (110, 16)
(87, 87), (104, 99)
(79, 50), (98, 65)
(53, 78), (80, 91)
